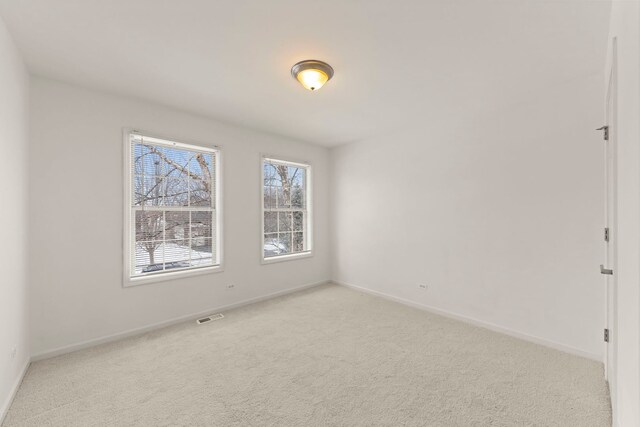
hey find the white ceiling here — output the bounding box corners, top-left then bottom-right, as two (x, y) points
(0, 0), (610, 146)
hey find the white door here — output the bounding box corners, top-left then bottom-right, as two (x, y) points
(602, 38), (617, 387)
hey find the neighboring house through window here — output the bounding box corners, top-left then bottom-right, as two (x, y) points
(124, 131), (221, 284)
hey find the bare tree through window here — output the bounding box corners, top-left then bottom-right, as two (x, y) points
(129, 134), (218, 277)
(263, 158), (309, 259)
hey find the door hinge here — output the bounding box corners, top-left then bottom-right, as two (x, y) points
(600, 264), (614, 275)
(604, 328), (610, 343)
(597, 125), (609, 141)
(604, 227), (610, 242)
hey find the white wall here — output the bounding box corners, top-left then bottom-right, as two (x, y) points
(0, 15), (30, 423)
(607, 1), (640, 425)
(331, 72), (605, 360)
(29, 77), (330, 357)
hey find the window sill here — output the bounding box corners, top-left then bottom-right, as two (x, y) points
(261, 251), (313, 265)
(124, 265), (224, 287)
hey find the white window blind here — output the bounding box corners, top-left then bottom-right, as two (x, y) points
(262, 158), (311, 260)
(127, 133), (220, 280)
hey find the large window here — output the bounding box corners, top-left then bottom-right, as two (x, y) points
(125, 132), (221, 284)
(262, 157), (311, 261)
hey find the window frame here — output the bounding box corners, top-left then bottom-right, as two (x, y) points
(260, 154), (313, 265)
(123, 129), (223, 287)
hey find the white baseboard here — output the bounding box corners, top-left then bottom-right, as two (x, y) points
(29, 278), (599, 362)
(0, 358), (30, 426)
(32, 279), (329, 361)
(333, 280), (601, 361)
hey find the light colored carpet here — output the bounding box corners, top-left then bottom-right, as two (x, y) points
(4, 284), (610, 426)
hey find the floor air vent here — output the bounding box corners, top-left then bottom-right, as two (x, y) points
(196, 313), (224, 324)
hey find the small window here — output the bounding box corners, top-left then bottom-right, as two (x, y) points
(125, 132), (221, 284)
(262, 157), (312, 261)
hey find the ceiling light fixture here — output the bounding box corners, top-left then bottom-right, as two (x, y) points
(291, 60), (334, 91)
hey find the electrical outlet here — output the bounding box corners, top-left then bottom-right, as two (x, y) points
(11, 346), (16, 359)
(418, 283), (428, 290)
(226, 284), (235, 290)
